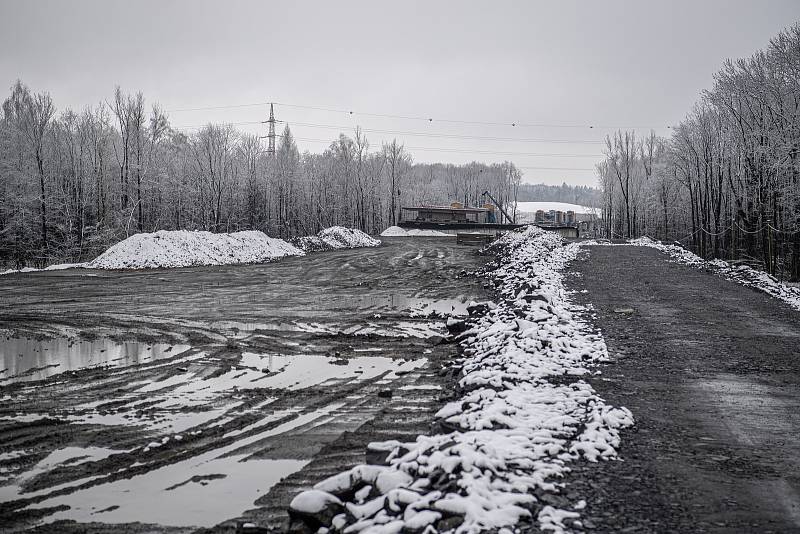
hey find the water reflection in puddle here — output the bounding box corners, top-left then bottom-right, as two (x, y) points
(0, 338), (190, 383)
(31, 404), (345, 527)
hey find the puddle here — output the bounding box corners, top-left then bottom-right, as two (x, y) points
(29, 404), (346, 527)
(64, 354), (427, 432)
(157, 352), (428, 398)
(0, 446), (124, 501)
(0, 337), (191, 384)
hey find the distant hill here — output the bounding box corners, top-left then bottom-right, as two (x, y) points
(515, 201), (596, 215)
(516, 183), (601, 207)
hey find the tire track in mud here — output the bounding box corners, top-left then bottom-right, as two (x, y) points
(0, 238), (490, 533)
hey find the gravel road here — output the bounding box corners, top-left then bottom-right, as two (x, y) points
(565, 244), (800, 533)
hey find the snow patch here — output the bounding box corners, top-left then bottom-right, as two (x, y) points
(0, 263), (87, 276)
(380, 226), (456, 238)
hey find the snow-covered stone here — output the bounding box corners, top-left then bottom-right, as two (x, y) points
(288, 490), (344, 527)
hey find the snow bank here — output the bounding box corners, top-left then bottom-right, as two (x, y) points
(0, 263), (87, 276)
(380, 226), (455, 237)
(289, 226), (633, 533)
(291, 226), (380, 252)
(625, 237), (800, 311)
(2, 227), (379, 274)
(87, 230), (303, 270)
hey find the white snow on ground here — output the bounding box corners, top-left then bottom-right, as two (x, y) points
(292, 226), (381, 252)
(0, 263), (87, 276)
(87, 230), (303, 269)
(289, 226), (633, 533)
(0, 226), (380, 274)
(381, 226), (456, 238)
(604, 237), (800, 312)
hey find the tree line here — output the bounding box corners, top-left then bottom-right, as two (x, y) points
(0, 83), (522, 268)
(598, 24), (800, 281)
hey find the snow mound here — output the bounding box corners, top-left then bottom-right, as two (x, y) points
(289, 226), (633, 533)
(291, 227), (380, 252)
(380, 226), (455, 237)
(88, 230), (304, 270)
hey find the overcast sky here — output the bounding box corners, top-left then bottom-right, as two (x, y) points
(1, 0), (798, 186)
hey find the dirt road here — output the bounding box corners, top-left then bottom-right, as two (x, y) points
(0, 238), (490, 533)
(565, 244), (800, 533)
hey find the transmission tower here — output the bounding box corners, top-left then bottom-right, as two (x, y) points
(260, 103), (282, 157)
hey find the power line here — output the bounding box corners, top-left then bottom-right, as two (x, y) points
(290, 122), (604, 144)
(277, 102), (663, 130)
(174, 121), (604, 145)
(165, 100), (671, 131)
(293, 136), (600, 158)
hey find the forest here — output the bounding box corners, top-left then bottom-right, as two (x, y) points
(0, 85), (525, 268)
(598, 24), (800, 281)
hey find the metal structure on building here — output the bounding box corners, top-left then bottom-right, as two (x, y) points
(398, 198), (592, 241)
(399, 203), (525, 235)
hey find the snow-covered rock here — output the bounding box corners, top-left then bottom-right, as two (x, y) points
(288, 226), (634, 533)
(380, 226), (455, 238)
(288, 490), (344, 527)
(87, 230), (303, 269)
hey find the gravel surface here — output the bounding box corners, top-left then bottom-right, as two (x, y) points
(564, 244), (800, 533)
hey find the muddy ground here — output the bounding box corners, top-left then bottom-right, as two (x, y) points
(3, 238), (799, 534)
(0, 238), (491, 533)
(565, 245), (800, 533)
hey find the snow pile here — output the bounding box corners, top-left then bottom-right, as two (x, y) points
(88, 230), (304, 269)
(289, 226), (633, 533)
(629, 237), (800, 311)
(381, 226), (455, 237)
(292, 226), (380, 252)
